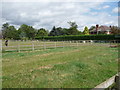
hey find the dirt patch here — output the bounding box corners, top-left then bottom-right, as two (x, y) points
(37, 65), (53, 70)
(35, 53), (53, 57)
(61, 74), (69, 77)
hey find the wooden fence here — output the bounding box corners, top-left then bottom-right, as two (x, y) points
(93, 73), (120, 89)
(2, 40), (119, 52)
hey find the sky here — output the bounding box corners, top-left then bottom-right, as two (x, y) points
(1, 0), (119, 31)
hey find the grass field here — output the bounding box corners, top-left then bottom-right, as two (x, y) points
(2, 42), (118, 88)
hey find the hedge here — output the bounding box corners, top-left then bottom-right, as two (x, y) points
(35, 35), (118, 41)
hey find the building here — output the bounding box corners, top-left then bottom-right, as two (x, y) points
(90, 24), (111, 35)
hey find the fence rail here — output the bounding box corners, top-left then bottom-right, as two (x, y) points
(93, 73), (119, 89)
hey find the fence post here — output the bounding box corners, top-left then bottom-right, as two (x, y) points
(76, 41), (78, 46)
(63, 41), (64, 48)
(83, 40), (85, 43)
(55, 42), (56, 49)
(18, 44), (20, 52)
(32, 43), (34, 51)
(70, 41), (71, 47)
(114, 75), (119, 89)
(44, 42), (46, 50)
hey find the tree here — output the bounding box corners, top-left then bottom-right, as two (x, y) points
(8, 26), (19, 39)
(49, 26), (56, 36)
(2, 23), (19, 39)
(68, 21), (78, 29)
(67, 21), (80, 35)
(27, 26), (36, 39)
(49, 26), (63, 36)
(2, 23), (9, 39)
(62, 28), (69, 35)
(111, 26), (120, 35)
(83, 26), (89, 35)
(55, 27), (64, 35)
(36, 28), (48, 38)
(18, 24), (36, 40)
(89, 26), (95, 31)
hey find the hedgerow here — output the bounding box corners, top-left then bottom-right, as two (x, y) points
(35, 35), (117, 41)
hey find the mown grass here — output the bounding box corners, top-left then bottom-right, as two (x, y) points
(2, 44), (118, 88)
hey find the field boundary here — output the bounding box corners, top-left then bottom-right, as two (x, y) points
(2, 40), (118, 52)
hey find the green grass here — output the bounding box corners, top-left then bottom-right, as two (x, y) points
(2, 44), (118, 88)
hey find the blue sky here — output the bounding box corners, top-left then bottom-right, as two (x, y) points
(1, 0), (119, 31)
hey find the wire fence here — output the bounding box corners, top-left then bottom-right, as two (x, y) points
(2, 40), (119, 52)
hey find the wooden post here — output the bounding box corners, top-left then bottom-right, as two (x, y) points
(110, 40), (111, 47)
(83, 41), (85, 43)
(76, 41), (78, 46)
(114, 75), (119, 90)
(32, 43), (34, 51)
(44, 42), (46, 50)
(70, 41), (71, 47)
(63, 41), (64, 48)
(55, 42), (56, 49)
(18, 44), (20, 52)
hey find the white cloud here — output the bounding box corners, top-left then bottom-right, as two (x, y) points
(103, 5), (110, 9)
(112, 7), (118, 13)
(1, 2), (118, 31)
(112, 7), (120, 13)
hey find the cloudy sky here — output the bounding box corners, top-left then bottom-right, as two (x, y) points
(1, 0), (119, 31)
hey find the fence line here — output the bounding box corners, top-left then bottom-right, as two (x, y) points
(2, 40), (119, 52)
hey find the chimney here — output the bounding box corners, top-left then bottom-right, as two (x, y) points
(109, 25), (111, 28)
(96, 24), (99, 31)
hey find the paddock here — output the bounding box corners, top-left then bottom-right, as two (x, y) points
(2, 40), (119, 88)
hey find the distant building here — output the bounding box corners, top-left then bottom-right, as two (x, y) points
(90, 24), (111, 35)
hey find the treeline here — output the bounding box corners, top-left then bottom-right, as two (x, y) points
(1, 22), (120, 40)
(2, 22), (89, 40)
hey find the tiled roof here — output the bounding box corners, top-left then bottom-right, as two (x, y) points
(98, 25), (111, 31)
(91, 25), (111, 32)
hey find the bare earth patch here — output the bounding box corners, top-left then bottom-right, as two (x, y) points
(37, 65), (53, 70)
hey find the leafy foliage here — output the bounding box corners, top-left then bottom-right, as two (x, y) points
(36, 28), (48, 39)
(67, 21), (81, 35)
(18, 24), (36, 40)
(2, 23), (19, 40)
(83, 26), (89, 35)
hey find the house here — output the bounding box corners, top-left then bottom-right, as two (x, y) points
(90, 24), (112, 35)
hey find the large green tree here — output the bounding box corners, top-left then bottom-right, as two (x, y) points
(18, 24), (36, 40)
(7, 26), (19, 39)
(2, 23), (19, 39)
(36, 28), (48, 37)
